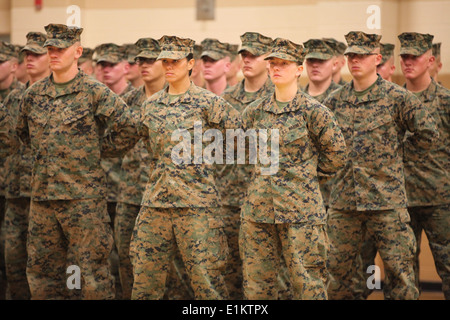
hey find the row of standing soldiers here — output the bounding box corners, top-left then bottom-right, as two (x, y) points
(0, 23), (448, 300)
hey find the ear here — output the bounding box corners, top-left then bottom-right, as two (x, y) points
(187, 58), (195, 71)
(224, 61), (231, 73)
(296, 64), (303, 77)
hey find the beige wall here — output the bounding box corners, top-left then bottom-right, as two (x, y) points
(4, 0), (450, 83)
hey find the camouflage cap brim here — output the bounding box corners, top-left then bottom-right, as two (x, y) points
(305, 52), (334, 60)
(344, 45), (374, 55)
(201, 50), (227, 61)
(157, 50), (190, 60)
(21, 44), (47, 55)
(264, 52), (298, 62)
(43, 38), (74, 49)
(399, 46), (428, 57)
(96, 54), (123, 64)
(238, 46), (266, 56)
(136, 50), (160, 59)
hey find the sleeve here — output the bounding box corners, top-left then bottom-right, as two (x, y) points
(308, 103), (347, 176)
(0, 103), (19, 156)
(97, 87), (141, 158)
(16, 91), (31, 146)
(400, 92), (439, 153)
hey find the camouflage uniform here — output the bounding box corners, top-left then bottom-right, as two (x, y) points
(130, 36), (241, 300)
(322, 38), (348, 86)
(16, 24), (139, 300)
(0, 103), (16, 157)
(2, 32), (48, 300)
(219, 32), (274, 300)
(399, 32), (450, 299)
(324, 31), (439, 300)
(95, 42), (135, 299)
(0, 40), (25, 299)
(240, 38), (347, 300)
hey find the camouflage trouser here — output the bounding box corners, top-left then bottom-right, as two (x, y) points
(130, 206), (229, 300)
(327, 208), (418, 300)
(240, 219), (328, 300)
(27, 199), (115, 300)
(114, 202), (140, 300)
(0, 195), (5, 299)
(408, 203), (450, 300)
(163, 245), (195, 300)
(4, 197), (31, 299)
(221, 205), (243, 300)
(107, 201), (122, 300)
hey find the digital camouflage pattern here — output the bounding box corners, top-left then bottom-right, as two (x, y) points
(95, 43), (125, 64)
(0, 41), (18, 61)
(16, 70), (138, 201)
(135, 38), (161, 59)
(130, 206), (229, 299)
(322, 38), (347, 56)
(344, 31), (381, 55)
(238, 32), (273, 56)
(121, 43), (139, 64)
(157, 35), (194, 60)
(200, 38), (232, 61)
(240, 219), (329, 299)
(78, 47), (94, 64)
(403, 79), (450, 299)
(240, 88), (346, 300)
(137, 82), (241, 208)
(380, 43), (395, 65)
(265, 38), (305, 64)
(327, 208), (418, 299)
(403, 79), (449, 206)
(432, 42), (441, 57)
(303, 38), (335, 60)
(398, 32), (433, 56)
(43, 23), (83, 49)
(220, 78), (275, 207)
(303, 80), (341, 105)
(22, 32), (47, 55)
(241, 92), (347, 224)
(323, 76), (439, 211)
(26, 198), (115, 299)
(0, 103), (17, 157)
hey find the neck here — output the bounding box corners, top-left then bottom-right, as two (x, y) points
(0, 74), (14, 90)
(30, 70), (51, 85)
(332, 72), (342, 84)
(353, 72), (378, 91)
(53, 64), (79, 83)
(227, 76), (239, 87)
(131, 77), (144, 88)
(308, 77), (332, 96)
(274, 80), (298, 102)
(205, 76), (227, 96)
(405, 73), (432, 93)
(168, 76), (191, 95)
(108, 78), (129, 95)
(244, 72), (268, 92)
(144, 76), (166, 98)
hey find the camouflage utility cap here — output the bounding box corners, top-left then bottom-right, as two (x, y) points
(22, 32), (47, 55)
(0, 41), (18, 61)
(323, 38), (347, 56)
(265, 38), (305, 64)
(228, 44), (239, 60)
(239, 32), (273, 56)
(432, 42), (441, 57)
(122, 43), (140, 64)
(380, 43), (395, 64)
(344, 31), (381, 55)
(44, 23), (83, 48)
(135, 38), (161, 59)
(303, 39), (334, 60)
(193, 44), (203, 60)
(157, 35), (194, 60)
(96, 43), (125, 64)
(78, 47), (94, 63)
(398, 32), (433, 56)
(201, 38), (231, 60)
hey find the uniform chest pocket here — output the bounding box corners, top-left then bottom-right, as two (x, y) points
(363, 111), (393, 131)
(281, 125), (313, 162)
(62, 105), (91, 125)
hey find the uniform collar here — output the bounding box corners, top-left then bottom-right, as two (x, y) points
(342, 74), (384, 104)
(155, 81), (197, 105)
(262, 91), (305, 114)
(40, 69), (86, 98)
(230, 78), (274, 104)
